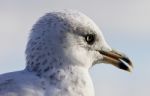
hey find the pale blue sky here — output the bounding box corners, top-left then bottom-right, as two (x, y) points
(0, 0), (149, 96)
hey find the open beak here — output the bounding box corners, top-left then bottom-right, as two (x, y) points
(99, 49), (133, 72)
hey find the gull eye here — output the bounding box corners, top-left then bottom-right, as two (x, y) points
(85, 34), (95, 45)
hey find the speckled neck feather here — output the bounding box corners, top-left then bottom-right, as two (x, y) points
(25, 10), (96, 96)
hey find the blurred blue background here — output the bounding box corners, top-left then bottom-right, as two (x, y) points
(0, 0), (149, 96)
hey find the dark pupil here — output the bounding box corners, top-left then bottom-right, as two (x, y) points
(85, 34), (95, 44)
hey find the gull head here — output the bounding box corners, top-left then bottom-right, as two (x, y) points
(26, 10), (133, 73)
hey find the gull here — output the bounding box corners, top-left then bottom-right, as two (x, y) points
(0, 10), (133, 96)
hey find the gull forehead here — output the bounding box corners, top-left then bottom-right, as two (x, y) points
(30, 11), (101, 42)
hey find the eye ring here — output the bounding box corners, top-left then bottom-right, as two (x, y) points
(85, 34), (95, 45)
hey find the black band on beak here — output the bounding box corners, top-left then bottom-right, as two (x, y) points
(99, 49), (133, 72)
